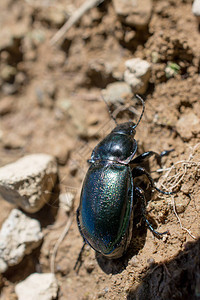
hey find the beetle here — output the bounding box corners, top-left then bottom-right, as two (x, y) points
(76, 95), (172, 262)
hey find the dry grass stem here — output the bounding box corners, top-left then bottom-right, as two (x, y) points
(156, 143), (200, 240)
(50, 0), (105, 45)
(171, 195), (197, 240)
(50, 214), (73, 273)
(157, 143), (200, 192)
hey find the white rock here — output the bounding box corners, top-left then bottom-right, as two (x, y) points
(113, 0), (153, 29)
(0, 154), (58, 213)
(102, 82), (132, 105)
(124, 58), (151, 94)
(0, 209), (43, 273)
(59, 192), (74, 213)
(15, 273), (58, 300)
(192, 0), (200, 22)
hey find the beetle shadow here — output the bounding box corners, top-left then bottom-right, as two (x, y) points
(95, 228), (147, 275)
(95, 177), (164, 275)
(127, 238), (200, 300)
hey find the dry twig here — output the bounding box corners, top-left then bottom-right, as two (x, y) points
(50, 0), (105, 45)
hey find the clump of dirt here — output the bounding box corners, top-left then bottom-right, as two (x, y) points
(0, 0), (200, 299)
(144, 32), (195, 83)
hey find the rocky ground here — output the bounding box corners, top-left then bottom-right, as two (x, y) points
(0, 0), (200, 299)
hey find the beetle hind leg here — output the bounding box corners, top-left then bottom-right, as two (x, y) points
(145, 219), (169, 236)
(134, 186), (169, 237)
(132, 166), (173, 195)
(74, 241), (87, 272)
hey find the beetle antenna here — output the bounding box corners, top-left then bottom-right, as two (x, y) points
(101, 93), (145, 127)
(101, 94), (118, 125)
(133, 94), (145, 128)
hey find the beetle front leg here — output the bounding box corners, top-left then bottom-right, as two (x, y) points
(130, 150), (174, 166)
(134, 186), (169, 237)
(132, 166), (173, 195)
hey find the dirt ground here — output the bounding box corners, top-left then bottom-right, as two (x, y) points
(0, 0), (200, 299)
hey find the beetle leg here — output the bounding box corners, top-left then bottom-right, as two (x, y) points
(74, 241), (87, 272)
(134, 186), (169, 236)
(132, 166), (173, 195)
(130, 150), (174, 166)
(145, 219), (169, 236)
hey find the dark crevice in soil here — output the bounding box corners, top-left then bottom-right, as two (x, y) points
(127, 238), (200, 300)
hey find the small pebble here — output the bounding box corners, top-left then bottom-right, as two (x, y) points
(192, 0), (200, 23)
(130, 256), (139, 267)
(85, 261), (95, 274)
(124, 58), (151, 94)
(147, 257), (155, 266)
(59, 192), (74, 213)
(102, 82), (132, 105)
(15, 273), (58, 300)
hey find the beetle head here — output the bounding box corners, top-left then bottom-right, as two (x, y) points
(90, 95), (145, 164)
(111, 122), (136, 137)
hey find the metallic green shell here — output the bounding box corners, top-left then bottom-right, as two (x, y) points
(77, 161), (133, 256)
